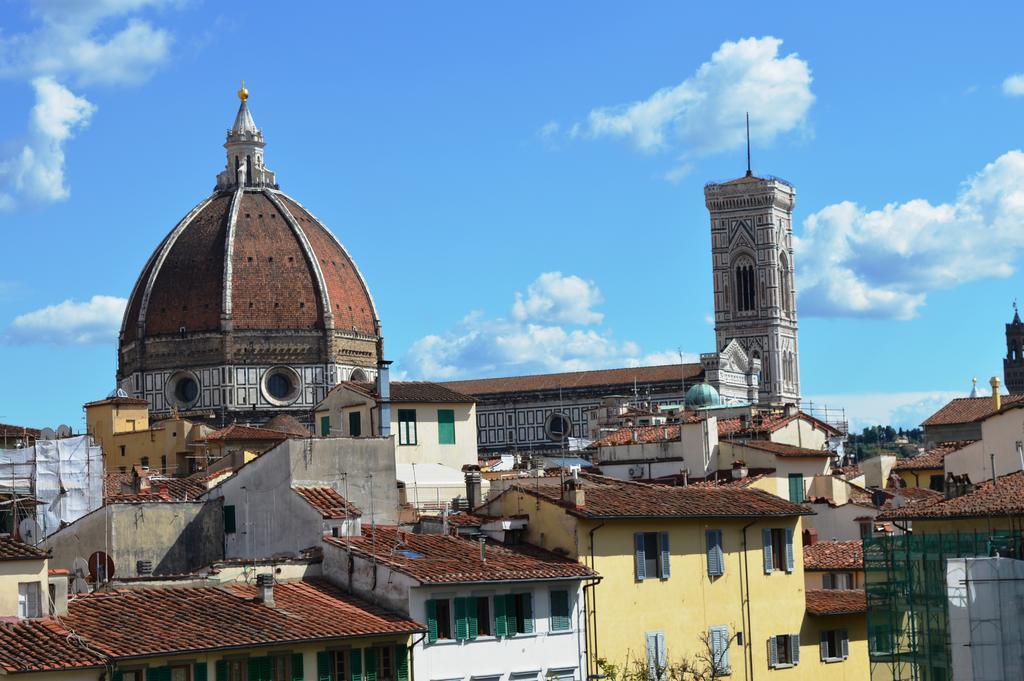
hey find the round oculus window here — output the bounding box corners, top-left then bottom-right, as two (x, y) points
(261, 366), (302, 406)
(165, 371), (201, 409)
(545, 412), (572, 441)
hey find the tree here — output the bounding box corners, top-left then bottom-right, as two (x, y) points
(596, 631), (735, 681)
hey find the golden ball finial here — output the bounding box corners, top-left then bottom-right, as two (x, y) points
(237, 80), (248, 102)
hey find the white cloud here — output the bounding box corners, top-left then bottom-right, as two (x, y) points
(0, 0), (178, 209)
(1003, 74), (1024, 96)
(6, 294), (127, 345)
(0, 77), (96, 206)
(797, 150), (1024, 319)
(401, 273), (695, 380)
(575, 36), (813, 157)
(806, 391), (964, 432)
(511, 272), (604, 325)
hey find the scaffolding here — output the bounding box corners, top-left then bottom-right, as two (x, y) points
(864, 530), (1024, 681)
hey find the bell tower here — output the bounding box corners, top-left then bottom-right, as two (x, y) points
(1004, 303), (1024, 394)
(703, 134), (800, 405)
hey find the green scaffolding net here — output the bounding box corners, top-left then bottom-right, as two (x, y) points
(864, 531), (1024, 681)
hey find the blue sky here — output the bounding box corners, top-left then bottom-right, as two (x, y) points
(2, 1), (1023, 432)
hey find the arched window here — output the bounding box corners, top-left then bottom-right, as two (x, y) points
(733, 258), (757, 313)
(246, 155), (253, 187)
(779, 252), (793, 315)
(234, 155), (240, 184)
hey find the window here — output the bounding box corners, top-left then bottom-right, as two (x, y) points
(823, 572), (854, 590)
(768, 634), (800, 668)
(349, 411), (362, 438)
(634, 532), (671, 580)
(119, 671), (144, 681)
(320, 415), (330, 436)
(494, 592), (534, 636)
(859, 521), (873, 539)
(270, 656), (290, 681)
(550, 590), (571, 631)
(227, 660), (245, 681)
(170, 666), (190, 681)
(476, 596), (492, 636)
(734, 259), (757, 312)
(788, 474), (804, 503)
(709, 626), (731, 675)
(820, 629), (849, 662)
(438, 409), (456, 445)
(645, 632), (667, 681)
(929, 474), (944, 492)
(870, 624), (893, 655)
(398, 409), (417, 445)
(224, 505), (237, 534)
(762, 528), (794, 573)
(426, 598), (453, 641)
(141, 456), (150, 468)
(48, 583), (56, 615)
(706, 530), (724, 577)
(17, 582), (40, 618)
(120, 444), (126, 457)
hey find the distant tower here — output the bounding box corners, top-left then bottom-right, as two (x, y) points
(1004, 303), (1024, 394)
(703, 121), (800, 404)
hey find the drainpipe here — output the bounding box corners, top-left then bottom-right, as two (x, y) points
(585, 522), (605, 680)
(408, 633), (426, 681)
(741, 520), (757, 681)
(378, 360), (393, 437)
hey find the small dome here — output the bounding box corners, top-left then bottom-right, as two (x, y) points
(685, 382), (720, 409)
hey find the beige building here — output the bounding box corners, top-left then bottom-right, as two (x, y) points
(0, 536), (54, 619)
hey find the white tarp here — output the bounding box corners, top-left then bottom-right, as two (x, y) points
(0, 435), (103, 542)
(948, 556), (1024, 681)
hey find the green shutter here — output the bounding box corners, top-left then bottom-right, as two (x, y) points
(216, 660), (228, 681)
(291, 654), (304, 681)
(454, 597), (469, 641)
(467, 596), (479, 639)
(520, 593), (534, 634)
(224, 505), (236, 534)
(438, 410), (456, 444)
(320, 415), (331, 436)
(349, 411), (362, 437)
(494, 593), (508, 637)
(425, 599), (438, 643)
(350, 649), (363, 681)
(550, 590), (570, 631)
(114, 673), (125, 681)
(260, 657), (272, 681)
(194, 664), (208, 681)
(788, 474), (804, 503)
(248, 658), (260, 681)
(363, 649), (377, 681)
(395, 645), (408, 681)
(505, 594), (518, 634)
(634, 533), (647, 580)
(149, 667), (167, 681)
(316, 652), (331, 681)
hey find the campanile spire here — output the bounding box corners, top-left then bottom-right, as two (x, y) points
(215, 82), (277, 191)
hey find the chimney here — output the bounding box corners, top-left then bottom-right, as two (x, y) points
(561, 478), (586, 508)
(731, 460), (748, 480)
(464, 469), (482, 510)
(802, 528), (818, 546)
(377, 360), (392, 437)
(479, 536), (487, 562)
(256, 573), (275, 606)
(739, 413), (750, 430)
(945, 472), (957, 499)
(47, 570), (69, 616)
(136, 560), (153, 576)
(631, 429), (638, 443)
(991, 376), (1002, 411)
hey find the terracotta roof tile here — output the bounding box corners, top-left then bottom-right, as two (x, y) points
(893, 441), (975, 470)
(0, 620), (105, 672)
(83, 397), (150, 408)
(326, 525), (594, 584)
(0, 535), (48, 561)
(731, 440), (831, 458)
(58, 579), (421, 659)
(717, 411), (842, 438)
(197, 423), (296, 442)
(506, 473), (811, 519)
(803, 541), (863, 571)
(104, 472), (206, 503)
(895, 487), (943, 503)
(805, 589), (867, 616)
(440, 364), (703, 397)
(589, 420), (703, 449)
(293, 486), (362, 519)
(880, 470), (1024, 520)
(265, 414), (313, 437)
(332, 381), (477, 404)
(921, 395), (1024, 426)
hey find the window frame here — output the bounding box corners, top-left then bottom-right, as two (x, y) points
(787, 473), (805, 503)
(769, 633), (800, 668)
(397, 409), (417, 446)
(549, 589), (572, 632)
(635, 531), (671, 580)
(17, 581), (41, 619)
(348, 411), (362, 438)
(820, 628), (849, 663)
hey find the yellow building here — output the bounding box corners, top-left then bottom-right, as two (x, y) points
(891, 441), (971, 491)
(0, 572), (422, 681)
(480, 474), (868, 680)
(0, 536), (63, 620)
(85, 396), (213, 475)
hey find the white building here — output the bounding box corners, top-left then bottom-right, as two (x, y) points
(322, 525), (595, 681)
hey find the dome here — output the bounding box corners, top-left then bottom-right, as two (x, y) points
(685, 382), (721, 410)
(116, 87), (381, 424)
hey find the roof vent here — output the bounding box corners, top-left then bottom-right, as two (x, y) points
(136, 560), (153, 576)
(256, 573), (275, 606)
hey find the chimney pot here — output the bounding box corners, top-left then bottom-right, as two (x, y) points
(991, 376), (1002, 411)
(256, 573), (275, 606)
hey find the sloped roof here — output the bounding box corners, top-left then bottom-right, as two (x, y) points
(326, 525), (594, 584)
(265, 414), (313, 437)
(505, 473), (811, 519)
(104, 472), (208, 503)
(805, 589), (867, 616)
(0, 535), (48, 561)
(293, 486), (362, 519)
(196, 423), (296, 442)
(803, 541), (863, 571)
(0, 620), (105, 673)
(893, 441), (975, 471)
(880, 470), (1024, 520)
(58, 579), (421, 659)
(588, 418), (704, 449)
(921, 395), (1024, 426)
(439, 363), (703, 397)
(731, 440), (830, 458)
(718, 411), (842, 438)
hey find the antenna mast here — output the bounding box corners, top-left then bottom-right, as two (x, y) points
(745, 112), (752, 177)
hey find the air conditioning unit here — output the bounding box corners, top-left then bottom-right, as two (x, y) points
(628, 465), (644, 480)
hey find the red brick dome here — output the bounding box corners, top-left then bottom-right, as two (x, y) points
(120, 190), (379, 341)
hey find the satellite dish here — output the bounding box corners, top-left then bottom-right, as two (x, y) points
(18, 518), (41, 545)
(71, 557), (90, 593)
(56, 424), (72, 438)
(87, 551), (115, 583)
(39, 427), (56, 441)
